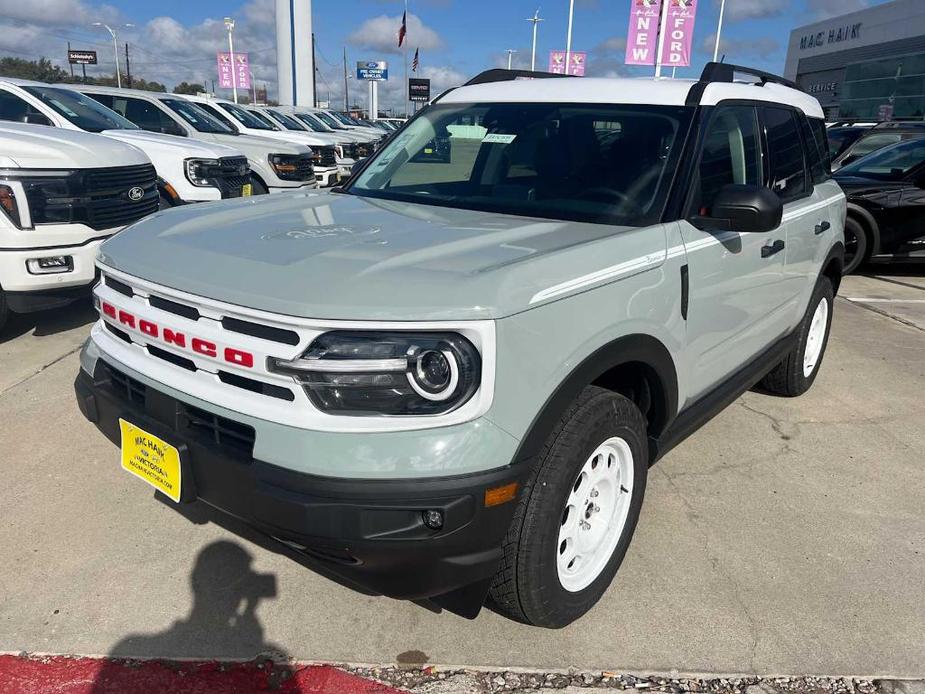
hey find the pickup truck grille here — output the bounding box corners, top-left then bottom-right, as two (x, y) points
(24, 163), (158, 231)
(214, 156), (251, 199)
(312, 146), (337, 168)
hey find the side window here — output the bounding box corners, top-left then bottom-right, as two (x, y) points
(761, 107), (808, 203)
(122, 97), (184, 136)
(694, 105), (761, 214)
(809, 118), (831, 179)
(799, 114), (828, 185)
(0, 90), (51, 125)
(85, 93), (115, 110)
(199, 103), (238, 131)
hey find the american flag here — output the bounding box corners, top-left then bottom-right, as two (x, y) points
(398, 11), (407, 47)
(412, 48), (419, 72)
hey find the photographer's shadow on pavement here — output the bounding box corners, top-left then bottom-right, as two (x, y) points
(91, 540), (303, 692)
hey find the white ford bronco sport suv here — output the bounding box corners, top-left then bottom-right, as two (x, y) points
(75, 64), (846, 628)
(0, 122), (156, 332)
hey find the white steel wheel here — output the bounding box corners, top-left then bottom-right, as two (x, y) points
(802, 296), (829, 377)
(557, 436), (635, 592)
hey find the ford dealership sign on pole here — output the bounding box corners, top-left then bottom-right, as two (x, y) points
(357, 61), (388, 121)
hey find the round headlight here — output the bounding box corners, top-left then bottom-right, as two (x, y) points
(410, 349), (457, 400)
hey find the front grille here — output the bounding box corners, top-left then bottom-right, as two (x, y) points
(341, 143), (359, 160)
(24, 163), (158, 231)
(214, 156), (251, 199)
(293, 154), (315, 181)
(313, 146), (337, 168)
(101, 361), (256, 457)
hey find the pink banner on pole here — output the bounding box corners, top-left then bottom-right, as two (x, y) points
(548, 50), (587, 76)
(625, 0), (663, 66)
(217, 52), (251, 89)
(658, 0), (698, 68)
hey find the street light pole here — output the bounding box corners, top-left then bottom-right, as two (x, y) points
(564, 0), (575, 76)
(92, 22), (133, 88)
(526, 10), (543, 72)
(506, 49), (517, 70)
(224, 17), (238, 104)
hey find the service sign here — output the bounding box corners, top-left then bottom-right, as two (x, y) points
(68, 49), (97, 65)
(409, 78), (431, 102)
(625, 0), (663, 66)
(548, 50), (587, 76)
(658, 0), (698, 68)
(217, 52), (251, 90)
(357, 60), (389, 81)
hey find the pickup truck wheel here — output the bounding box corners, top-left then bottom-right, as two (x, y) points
(760, 276), (834, 397)
(842, 217), (869, 275)
(489, 386), (648, 628)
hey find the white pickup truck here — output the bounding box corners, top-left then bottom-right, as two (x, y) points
(0, 122), (156, 331)
(0, 79), (250, 207)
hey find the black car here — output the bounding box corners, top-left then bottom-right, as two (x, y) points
(826, 125), (869, 160)
(834, 138), (925, 273)
(832, 120), (925, 171)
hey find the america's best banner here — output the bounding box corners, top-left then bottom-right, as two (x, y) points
(625, 0), (663, 66)
(659, 0), (698, 68)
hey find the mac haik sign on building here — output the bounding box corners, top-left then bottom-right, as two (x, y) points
(800, 22), (862, 50)
(625, 0), (698, 67)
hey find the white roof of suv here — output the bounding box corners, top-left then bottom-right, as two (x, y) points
(441, 73), (824, 119)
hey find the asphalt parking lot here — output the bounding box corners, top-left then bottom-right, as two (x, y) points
(1, 266), (923, 678)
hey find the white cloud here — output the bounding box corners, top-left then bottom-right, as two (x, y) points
(348, 13), (443, 56)
(702, 32), (780, 60)
(806, 0), (870, 19)
(717, 0), (787, 22)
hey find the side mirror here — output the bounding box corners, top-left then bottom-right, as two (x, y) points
(694, 184), (783, 233)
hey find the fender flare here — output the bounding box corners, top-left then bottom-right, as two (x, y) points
(846, 203), (881, 256)
(511, 333), (679, 465)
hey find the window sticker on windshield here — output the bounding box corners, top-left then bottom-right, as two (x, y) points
(482, 133), (517, 144)
(49, 100), (78, 118)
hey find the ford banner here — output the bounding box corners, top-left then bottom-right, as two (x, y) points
(659, 0), (698, 68)
(625, 0), (663, 66)
(217, 52), (251, 89)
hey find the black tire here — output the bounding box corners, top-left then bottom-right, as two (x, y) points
(489, 386), (648, 628)
(0, 287), (8, 334)
(760, 276), (834, 397)
(249, 176), (269, 196)
(842, 216), (869, 275)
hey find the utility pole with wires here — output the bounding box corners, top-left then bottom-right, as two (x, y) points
(343, 46), (349, 111)
(124, 43), (132, 88)
(68, 41), (74, 79)
(526, 9), (543, 72)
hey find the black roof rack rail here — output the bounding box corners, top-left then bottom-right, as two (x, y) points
(463, 68), (571, 86)
(699, 62), (801, 91)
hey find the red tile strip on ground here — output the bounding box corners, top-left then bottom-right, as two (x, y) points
(0, 654), (406, 694)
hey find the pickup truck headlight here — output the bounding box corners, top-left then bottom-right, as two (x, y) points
(185, 158), (221, 187)
(269, 331), (481, 415)
(269, 153), (312, 181)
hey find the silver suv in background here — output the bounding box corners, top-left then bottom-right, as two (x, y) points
(75, 85), (316, 196)
(75, 64), (845, 628)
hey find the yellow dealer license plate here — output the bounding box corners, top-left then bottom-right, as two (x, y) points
(241, 183), (253, 197)
(119, 419), (182, 503)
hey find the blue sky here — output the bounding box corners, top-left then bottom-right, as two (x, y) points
(0, 0), (895, 109)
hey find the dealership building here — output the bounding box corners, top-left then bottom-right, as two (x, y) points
(784, 0), (925, 120)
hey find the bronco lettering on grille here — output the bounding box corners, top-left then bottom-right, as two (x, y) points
(101, 301), (255, 369)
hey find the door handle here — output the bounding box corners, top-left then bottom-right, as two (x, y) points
(761, 239), (785, 258)
(815, 221), (831, 235)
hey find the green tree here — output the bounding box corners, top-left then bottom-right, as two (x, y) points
(0, 56), (70, 83)
(173, 81), (205, 95)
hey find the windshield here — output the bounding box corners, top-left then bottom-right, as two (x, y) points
(293, 112), (330, 132)
(160, 97), (235, 134)
(23, 85), (137, 132)
(266, 109), (306, 131)
(222, 102), (277, 130)
(330, 111), (357, 126)
(314, 110), (348, 130)
(838, 138), (925, 180)
(349, 102), (691, 226)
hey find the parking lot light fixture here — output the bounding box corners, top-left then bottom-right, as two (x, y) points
(92, 22), (133, 88)
(224, 17), (238, 104)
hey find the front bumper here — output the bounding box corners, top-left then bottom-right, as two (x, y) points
(74, 357), (528, 605)
(0, 235), (106, 301)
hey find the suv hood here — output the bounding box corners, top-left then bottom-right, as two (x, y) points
(207, 132), (310, 156)
(98, 191), (648, 321)
(101, 129), (241, 159)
